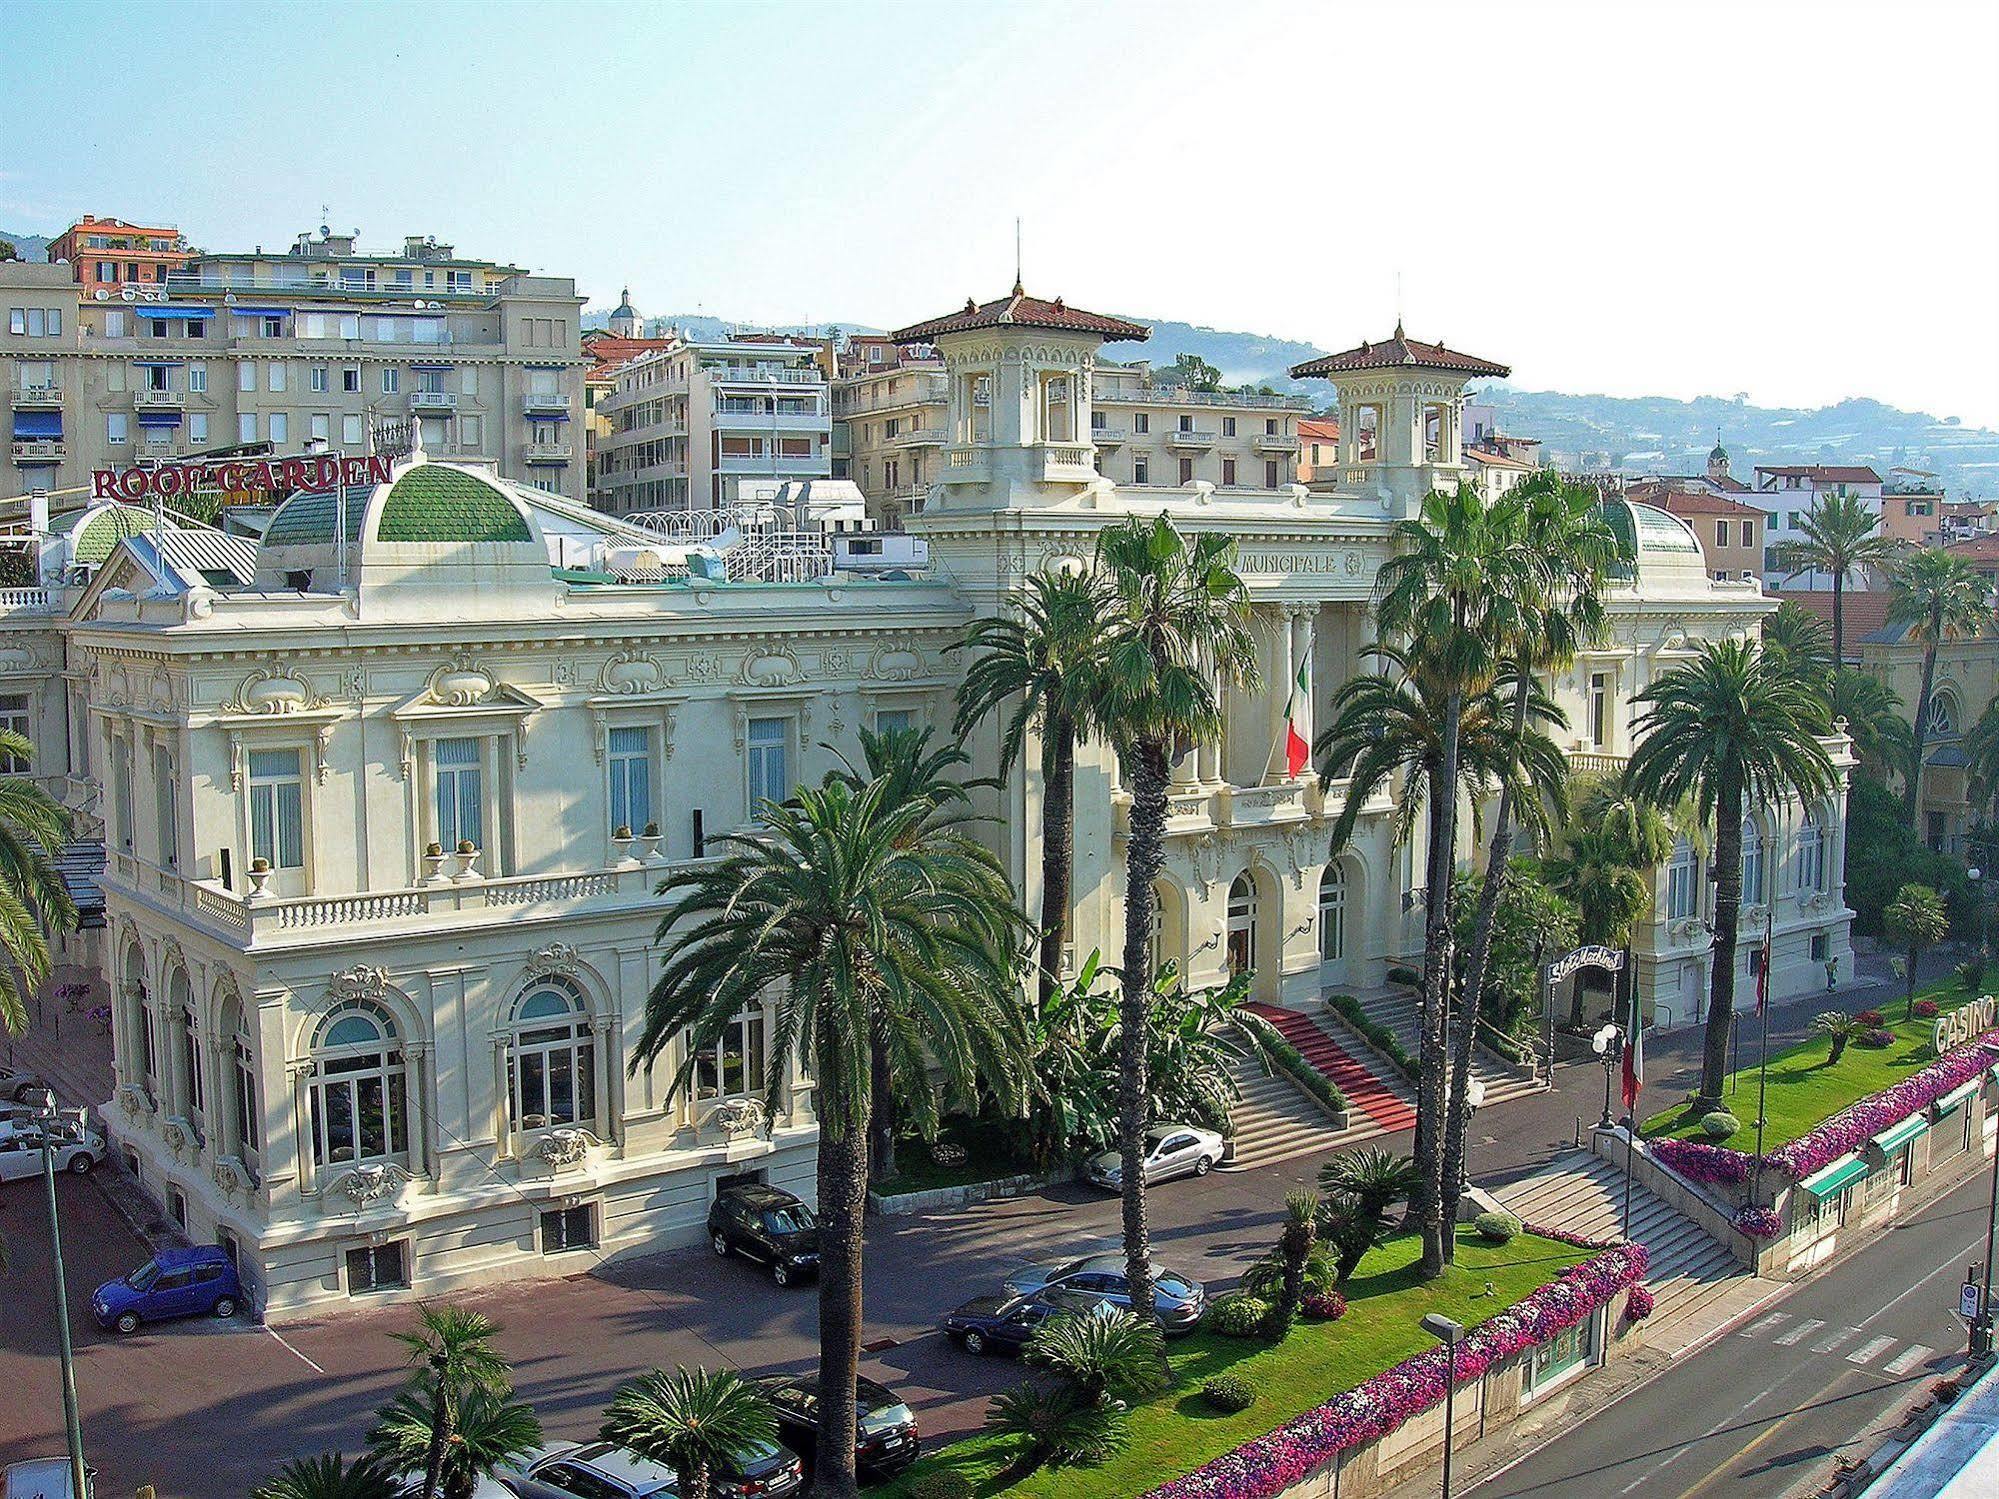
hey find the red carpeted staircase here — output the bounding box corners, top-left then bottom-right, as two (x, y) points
(1243, 1002), (1418, 1135)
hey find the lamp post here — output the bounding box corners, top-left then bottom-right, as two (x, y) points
(1458, 1075), (1487, 1192)
(1973, 1041), (1999, 1359)
(1591, 1022), (1623, 1129)
(1422, 1312), (1467, 1499)
(35, 1092), (89, 1499)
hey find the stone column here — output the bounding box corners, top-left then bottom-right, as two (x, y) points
(284, 1057), (316, 1198)
(590, 1015), (618, 1144)
(406, 1040), (436, 1182)
(490, 1034), (514, 1160)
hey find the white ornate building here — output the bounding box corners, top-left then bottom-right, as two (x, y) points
(2, 288), (1853, 1314)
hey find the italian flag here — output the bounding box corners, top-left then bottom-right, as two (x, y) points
(1620, 1000), (1644, 1114)
(1283, 661), (1310, 779)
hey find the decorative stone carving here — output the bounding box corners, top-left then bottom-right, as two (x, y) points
(116, 1082), (153, 1118)
(684, 652), (722, 683)
(740, 646), (801, 687)
(225, 665), (321, 716)
(820, 646), (854, 676)
(531, 1127), (600, 1169)
(524, 942), (582, 979)
(869, 647), (923, 681)
(427, 653), (496, 707)
(713, 1098), (766, 1139)
(599, 648), (665, 696)
(324, 1162), (415, 1209)
(327, 964), (391, 1004)
(213, 1155), (255, 1197)
(160, 1116), (191, 1156)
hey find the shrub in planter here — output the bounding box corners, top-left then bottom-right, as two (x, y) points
(1858, 1027), (1895, 1048)
(1912, 998), (1940, 1019)
(1473, 1211), (1521, 1243)
(1201, 1375), (1257, 1414)
(1855, 1009), (1884, 1026)
(1302, 1290), (1347, 1322)
(1386, 965), (1421, 987)
(907, 1473), (975, 1499)
(1732, 1205), (1783, 1239)
(1624, 1284), (1655, 1322)
(1700, 1111), (1741, 1140)
(1207, 1292), (1271, 1338)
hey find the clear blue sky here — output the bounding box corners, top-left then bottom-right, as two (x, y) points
(5, 0), (1996, 425)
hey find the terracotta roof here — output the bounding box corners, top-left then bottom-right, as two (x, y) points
(1753, 465), (1883, 485)
(1771, 587), (1893, 644)
(1465, 445), (1534, 472)
(1290, 323), (1509, 379)
(1298, 418), (1341, 441)
(890, 284), (1150, 344)
(583, 331), (676, 381)
(1657, 490), (1764, 519)
(1948, 535), (1999, 564)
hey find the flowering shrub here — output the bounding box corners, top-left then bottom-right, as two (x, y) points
(1912, 999), (1940, 1019)
(1731, 1205), (1783, 1240)
(1145, 1244), (1649, 1499)
(1208, 1292), (1271, 1338)
(1766, 1027), (1999, 1179)
(1855, 1009), (1884, 1026)
(1624, 1285), (1655, 1322)
(1857, 1027), (1895, 1049)
(1302, 1291), (1347, 1322)
(1651, 1137), (1753, 1185)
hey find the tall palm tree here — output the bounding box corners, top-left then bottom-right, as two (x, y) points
(369, 1384), (543, 1499)
(1967, 697), (1999, 823)
(1628, 640), (1836, 1107)
(1761, 600), (1834, 688)
(388, 1305), (512, 1499)
(0, 729), (74, 1036)
(601, 1367), (778, 1499)
(1889, 548), (1993, 826)
(253, 1454), (400, 1499)
(1831, 669), (1913, 781)
(1771, 491), (1903, 666)
(953, 568), (1112, 1008)
(1449, 477), (1621, 1224)
(1091, 514), (1257, 1324)
(635, 775), (1025, 1499)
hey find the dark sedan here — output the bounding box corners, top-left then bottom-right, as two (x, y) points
(754, 1374), (920, 1480)
(1001, 1252), (1208, 1335)
(707, 1184), (820, 1287)
(941, 1288), (1093, 1356)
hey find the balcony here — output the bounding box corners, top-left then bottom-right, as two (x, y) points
(716, 453), (826, 476)
(410, 389), (458, 412)
(10, 380), (63, 407)
(707, 365), (825, 387)
(522, 391), (571, 416)
(524, 441), (573, 464)
(1165, 427), (1217, 450)
(133, 388), (183, 409)
(1216, 780), (1310, 828)
(1253, 432), (1296, 454)
(1567, 750), (1629, 777)
(712, 407), (829, 432)
(11, 439), (64, 462)
(884, 426), (946, 449)
(1089, 426), (1128, 447)
(1043, 445), (1096, 482)
(0, 586), (57, 614)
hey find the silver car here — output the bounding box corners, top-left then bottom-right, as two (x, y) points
(1083, 1123), (1225, 1190)
(0, 1117), (106, 1183)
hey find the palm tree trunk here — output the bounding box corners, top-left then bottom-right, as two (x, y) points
(814, 1121), (869, 1499)
(1118, 735), (1170, 1325)
(1444, 672), (1529, 1226)
(419, 1385), (452, 1499)
(867, 1040), (896, 1186)
(1419, 692), (1463, 1276)
(1831, 571), (1845, 672)
(1037, 715), (1077, 1008)
(1699, 774), (1745, 1109)
(1905, 633), (1940, 828)
(686, 1458), (711, 1499)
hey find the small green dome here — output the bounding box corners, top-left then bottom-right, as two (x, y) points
(264, 485), (371, 547)
(62, 504), (162, 564)
(1709, 440), (1729, 463)
(374, 465), (532, 544)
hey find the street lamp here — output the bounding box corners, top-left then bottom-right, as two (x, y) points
(1591, 1022), (1623, 1130)
(1458, 1076), (1487, 1192)
(1422, 1312), (1467, 1499)
(34, 1091), (89, 1499)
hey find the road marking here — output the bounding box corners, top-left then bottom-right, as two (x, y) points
(1745, 1311), (1790, 1337)
(1885, 1344), (1934, 1376)
(1774, 1318), (1824, 1346)
(1847, 1336), (1896, 1365)
(262, 1324), (324, 1373)
(1812, 1326), (1858, 1355)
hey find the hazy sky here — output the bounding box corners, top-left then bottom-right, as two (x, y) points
(6, 0), (1996, 424)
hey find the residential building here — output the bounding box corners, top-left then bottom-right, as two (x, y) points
(581, 292), (676, 504)
(1881, 470), (1950, 548)
(47, 214), (195, 290)
(1658, 490), (1766, 583)
(1295, 417), (1340, 483)
(1464, 441), (1537, 500)
(831, 342), (947, 528)
(592, 333), (833, 515)
(1, 227), (588, 505)
(1751, 464), (1885, 587)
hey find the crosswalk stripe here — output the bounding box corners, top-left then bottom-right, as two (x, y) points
(1774, 1318), (1824, 1346)
(1746, 1312), (1791, 1337)
(1848, 1336), (1896, 1365)
(1885, 1344), (1934, 1376)
(1813, 1326), (1858, 1355)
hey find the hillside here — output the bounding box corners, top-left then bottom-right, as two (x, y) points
(0, 227), (50, 262)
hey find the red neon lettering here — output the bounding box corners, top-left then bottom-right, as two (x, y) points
(92, 470), (118, 500)
(311, 456), (339, 492)
(155, 466), (185, 498)
(117, 470), (149, 501)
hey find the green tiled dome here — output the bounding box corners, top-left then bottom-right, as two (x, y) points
(263, 485), (371, 547)
(375, 466), (532, 543)
(62, 504), (159, 564)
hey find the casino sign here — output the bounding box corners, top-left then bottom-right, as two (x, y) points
(91, 454), (393, 502)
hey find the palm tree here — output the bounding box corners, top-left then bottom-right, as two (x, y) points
(1024, 1307), (1165, 1406)
(1450, 476), (1621, 1225)
(0, 729), (74, 1036)
(1811, 1010), (1857, 1065)
(1889, 548), (1993, 826)
(1761, 601), (1834, 687)
(1771, 491), (1903, 666)
(985, 1383), (1127, 1482)
(369, 1385), (542, 1499)
(635, 775), (1025, 1499)
(1543, 827), (1653, 1029)
(1569, 767), (1678, 871)
(953, 568), (1112, 1008)
(1316, 1147), (1420, 1283)
(1831, 669), (1913, 780)
(1883, 883), (1949, 1019)
(1091, 514), (1257, 1323)
(388, 1305), (512, 1499)
(1628, 640), (1836, 1108)
(253, 1454), (400, 1499)
(601, 1367), (778, 1499)
(1965, 697), (1999, 823)
(1265, 1189), (1319, 1336)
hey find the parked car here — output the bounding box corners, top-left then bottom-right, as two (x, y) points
(1083, 1124), (1225, 1190)
(0, 1064), (48, 1104)
(516, 1438), (803, 1499)
(396, 1476), (519, 1499)
(0, 1116), (105, 1183)
(91, 1245), (242, 1334)
(4, 1457), (94, 1498)
(754, 1374), (920, 1479)
(941, 1287), (1096, 1356)
(707, 1183), (821, 1287)
(1001, 1252), (1208, 1334)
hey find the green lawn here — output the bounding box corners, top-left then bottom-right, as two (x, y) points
(882, 1227), (1589, 1499)
(1643, 980), (1975, 1150)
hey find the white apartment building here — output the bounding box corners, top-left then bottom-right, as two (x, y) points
(3, 287), (1852, 1312)
(1751, 464), (1886, 586)
(2, 226), (587, 506)
(592, 335), (833, 515)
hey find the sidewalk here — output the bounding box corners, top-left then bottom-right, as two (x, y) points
(4, 960), (115, 1115)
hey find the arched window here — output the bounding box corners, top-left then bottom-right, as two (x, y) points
(1795, 814), (1825, 894)
(1740, 816), (1765, 907)
(221, 990), (259, 1163)
(508, 980), (595, 1131)
(1666, 838), (1698, 921)
(124, 946), (156, 1098)
(692, 1007), (767, 1102)
(1927, 691), (1959, 737)
(169, 966), (202, 1131)
(1319, 863), (1347, 962)
(1227, 872), (1257, 977)
(308, 1001), (408, 1169)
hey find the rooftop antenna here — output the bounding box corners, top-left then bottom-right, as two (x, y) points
(1014, 217), (1023, 295)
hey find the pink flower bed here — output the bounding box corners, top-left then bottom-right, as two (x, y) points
(1651, 1138), (1752, 1185)
(1766, 1029), (1999, 1180)
(1731, 1205), (1782, 1240)
(1624, 1285), (1655, 1322)
(1144, 1243), (1649, 1499)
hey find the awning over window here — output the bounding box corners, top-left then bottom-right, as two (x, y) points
(1933, 1079), (1981, 1116)
(138, 412), (182, 428)
(11, 410), (62, 438)
(1870, 1115), (1928, 1155)
(134, 305), (213, 318)
(531, 410), (571, 422)
(1798, 1154), (1868, 1198)
(130, 358), (186, 367)
(228, 306), (293, 317)
(409, 362), (453, 371)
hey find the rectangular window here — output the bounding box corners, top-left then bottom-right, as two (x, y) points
(153, 745), (178, 869)
(1223, 416), (1237, 437)
(0, 695), (28, 772)
(342, 367), (361, 393)
(608, 726), (652, 835)
(1178, 457), (1194, 484)
(262, 316), (284, 339)
(339, 314), (360, 340)
(1741, 521), (1754, 546)
(1133, 412), (1149, 434)
(107, 412), (129, 444)
(1588, 671), (1610, 749)
(541, 1204), (595, 1253)
(310, 365), (329, 393)
(303, 313), (327, 339)
(187, 411), (208, 444)
(459, 414), (481, 448)
(1716, 521), (1728, 547)
(248, 748), (305, 870)
(746, 718), (789, 808)
(113, 742), (134, 850)
(345, 1242), (407, 1295)
(875, 708), (914, 735)
(268, 412), (288, 444)
(342, 414), (364, 445)
(188, 363), (207, 393)
(239, 413), (257, 444)
(238, 361), (255, 392)
(460, 367), (478, 397)
(1221, 458), (1237, 486)
(434, 737), (483, 850)
(311, 413), (330, 441)
(1134, 457), (1150, 485)
(382, 368), (400, 394)
(104, 309), (127, 338)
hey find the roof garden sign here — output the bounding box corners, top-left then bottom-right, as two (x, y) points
(91, 453), (392, 502)
(1934, 993), (1996, 1056)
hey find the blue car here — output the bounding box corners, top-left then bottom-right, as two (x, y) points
(92, 1245), (242, 1334)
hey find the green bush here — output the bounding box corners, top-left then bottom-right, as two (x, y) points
(1846, 775), (1975, 940)
(1248, 1026), (1349, 1115)
(1386, 965), (1422, 987)
(1473, 1211), (1521, 1244)
(1325, 994), (1420, 1081)
(1201, 1375), (1257, 1414)
(1207, 1292), (1271, 1338)
(907, 1472), (976, 1499)
(1700, 1111), (1741, 1141)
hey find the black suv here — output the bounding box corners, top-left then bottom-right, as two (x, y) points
(755, 1374), (920, 1480)
(707, 1183), (821, 1286)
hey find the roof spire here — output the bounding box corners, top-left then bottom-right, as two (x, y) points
(1013, 216), (1023, 297)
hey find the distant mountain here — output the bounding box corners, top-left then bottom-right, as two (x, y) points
(0, 227), (50, 262)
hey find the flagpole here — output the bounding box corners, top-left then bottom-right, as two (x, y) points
(1622, 968), (1639, 1241)
(1751, 911), (1774, 1202)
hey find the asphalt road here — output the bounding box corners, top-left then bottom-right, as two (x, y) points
(1469, 1167), (1992, 1499)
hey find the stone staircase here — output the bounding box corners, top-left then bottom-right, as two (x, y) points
(1242, 1002), (1419, 1136)
(1494, 1150), (1768, 1353)
(1348, 987), (1542, 1106)
(1223, 1047), (1403, 1170)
